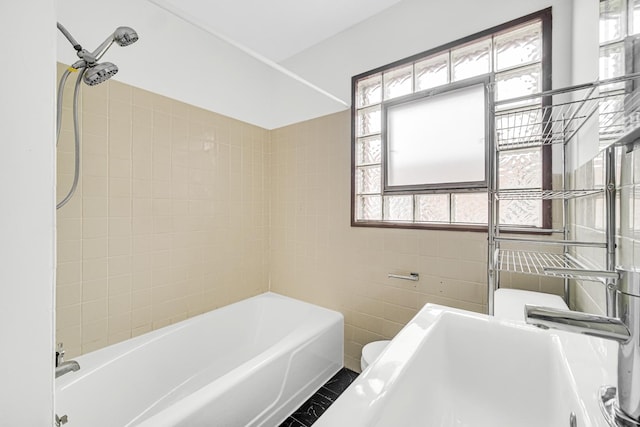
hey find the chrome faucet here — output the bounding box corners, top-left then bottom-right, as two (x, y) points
(55, 343), (80, 379)
(525, 268), (640, 427)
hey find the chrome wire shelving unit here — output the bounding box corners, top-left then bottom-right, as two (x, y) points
(487, 73), (640, 316)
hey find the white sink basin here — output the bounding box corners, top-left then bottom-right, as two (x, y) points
(316, 305), (617, 427)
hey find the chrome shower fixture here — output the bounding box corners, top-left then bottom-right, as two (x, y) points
(83, 62), (119, 86)
(114, 26), (139, 47)
(57, 22), (139, 74)
(55, 22), (139, 209)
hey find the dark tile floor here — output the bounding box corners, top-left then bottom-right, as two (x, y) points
(278, 368), (359, 427)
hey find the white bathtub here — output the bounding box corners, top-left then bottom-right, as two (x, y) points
(55, 292), (344, 427)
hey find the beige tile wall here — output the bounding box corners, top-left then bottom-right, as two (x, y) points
(570, 152), (608, 315)
(56, 64), (270, 357)
(268, 110), (563, 371)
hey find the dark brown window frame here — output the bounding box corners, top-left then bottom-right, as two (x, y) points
(350, 8), (553, 232)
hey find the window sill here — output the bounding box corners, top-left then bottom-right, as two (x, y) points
(351, 220), (554, 235)
(351, 220), (488, 233)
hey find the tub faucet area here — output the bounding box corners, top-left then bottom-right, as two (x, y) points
(56, 361), (80, 379)
(55, 343), (80, 379)
(525, 268), (640, 427)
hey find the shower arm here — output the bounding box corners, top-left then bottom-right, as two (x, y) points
(90, 38), (116, 62)
(57, 22), (115, 68)
(56, 22), (81, 52)
(57, 22), (95, 67)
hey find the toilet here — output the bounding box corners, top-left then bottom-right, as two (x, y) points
(494, 288), (568, 321)
(361, 340), (390, 372)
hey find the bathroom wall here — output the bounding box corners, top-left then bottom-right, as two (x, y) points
(56, 72), (564, 370)
(269, 111), (564, 371)
(1, 1), (56, 424)
(56, 64), (270, 357)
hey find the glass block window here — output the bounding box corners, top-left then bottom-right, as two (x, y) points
(352, 10), (551, 229)
(599, 0), (636, 82)
(383, 65), (414, 100)
(452, 38), (492, 82)
(599, 0), (638, 145)
(415, 53), (449, 91)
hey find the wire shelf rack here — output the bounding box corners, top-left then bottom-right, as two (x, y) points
(496, 249), (611, 282)
(494, 75), (640, 151)
(494, 189), (604, 200)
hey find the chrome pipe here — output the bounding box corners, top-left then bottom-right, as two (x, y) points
(494, 72), (640, 107)
(56, 22), (81, 51)
(562, 86), (597, 137)
(90, 38), (115, 62)
(525, 305), (630, 342)
(494, 236), (608, 247)
(497, 227), (567, 234)
(487, 82), (497, 316)
(562, 112), (570, 305)
(605, 147), (617, 317)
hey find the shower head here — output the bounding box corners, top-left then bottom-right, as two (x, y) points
(88, 26), (140, 62)
(83, 62), (118, 86)
(113, 26), (139, 47)
(57, 22), (139, 71)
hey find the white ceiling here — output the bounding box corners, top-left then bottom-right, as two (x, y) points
(155, 0), (404, 62)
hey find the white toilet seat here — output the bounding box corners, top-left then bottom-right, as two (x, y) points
(360, 340), (390, 372)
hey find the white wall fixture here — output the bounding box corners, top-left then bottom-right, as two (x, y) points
(0, 0), (56, 424)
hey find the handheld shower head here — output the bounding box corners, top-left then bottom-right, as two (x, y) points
(114, 26), (138, 47)
(83, 62), (118, 86)
(88, 26), (139, 61)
